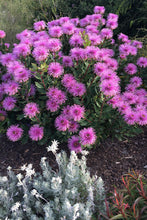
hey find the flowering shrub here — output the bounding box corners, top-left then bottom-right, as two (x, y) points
(103, 171), (147, 219)
(0, 5), (147, 151)
(0, 141), (106, 219)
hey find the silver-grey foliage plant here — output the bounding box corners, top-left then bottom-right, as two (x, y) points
(0, 140), (106, 220)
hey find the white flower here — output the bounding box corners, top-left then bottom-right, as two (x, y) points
(81, 150), (89, 156)
(16, 173), (23, 180)
(11, 202), (21, 212)
(21, 164), (27, 171)
(47, 140), (59, 153)
(1, 176), (8, 182)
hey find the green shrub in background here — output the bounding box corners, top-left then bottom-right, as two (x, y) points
(0, 0), (33, 43)
(0, 141), (106, 219)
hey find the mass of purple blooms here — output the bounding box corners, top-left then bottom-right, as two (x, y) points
(0, 5), (147, 152)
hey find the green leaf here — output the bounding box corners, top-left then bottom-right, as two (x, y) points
(110, 214), (123, 220)
(35, 82), (44, 89)
(17, 114), (24, 121)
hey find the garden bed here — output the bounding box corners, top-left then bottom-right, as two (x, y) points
(0, 127), (146, 193)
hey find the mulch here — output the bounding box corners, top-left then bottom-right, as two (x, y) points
(0, 127), (147, 193)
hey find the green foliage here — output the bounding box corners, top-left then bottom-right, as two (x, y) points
(103, 171), (147, 219)
(0, 143), (106, 219)
(0, 0), (34, 43)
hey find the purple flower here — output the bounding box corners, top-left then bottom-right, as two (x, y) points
(3, 97), (16, 111)
(55, 115), (70, 131)
(24, 102), (39, 118)
(29, 124), (44, 141)
(7, 125), (23, 142)
(34, 21), (46, 31)
(49, 26), (63, 38)
(32, 46), (49, 61)
(68, 136), (82, 153)
(48, 62), (64, 78)
(0, 30), (6, 38)
(70, 104), (85, 121)
(79, 127), (97, 146)
(137, 57), (147, 68)
(46, 100), (60, 112)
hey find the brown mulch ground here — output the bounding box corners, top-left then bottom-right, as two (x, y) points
(0, 128), (147, 193)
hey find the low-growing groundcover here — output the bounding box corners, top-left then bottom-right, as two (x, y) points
(0, 141), (106, 220)
(0, 5), (147, 152)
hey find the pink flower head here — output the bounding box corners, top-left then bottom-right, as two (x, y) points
(132, 40), (143, 49)
(32, 46), (49, 61)
(0, 30), (6, 38)
(59, 17), (70, 25)
(70, 104), (85, 121)
(124, 110), (137, 125)
(118, 33), (129, 43)
(49, 25), (63, 38)
(7, 61), (22, 74)
(34, 21), (46, 31)
(4, 81), (19, 96)
(137, 57), (147, 68)
(70, 18), (80, 26)
(106, 20), (118, 30)
(119, 44), (136, 56)
(136, 110), (147, 125)
(13, 67), (30, 83)
(124, 63), (137, 75)
(47, 38), (62, 52)
(122, 92), (138, 105)
(13, 43), (31, 57)
(47, 87), (66, 105)
(68, 135), (82, 153)
(69, 120), (79, 133)
(69, 82), (86, 97)
(94, 62), (108, 76)
(29, 124), (44, 141)
(118, 102), (131, 115)
(100, 70), (120, 83)
(104, 58), (118, 71)
(130, 76), (142, 87)
(88, 33), (102, 45)
(100, 79), (120, 97)
(125, 84), (136, 93)
(107, 13), (118, 22)
(94, 6), (105, 14)
(86, 46), (99, 60)
(62, 22), (75, 35)
(47, 20), (59, 28)
(3, 97), (16, 111)
(24, 102), (39, 118)
(7, 125), (23, 142)
(79, 127), (97, 146)
(101, 28), (113, 39)
(80, 18), (89, 27)
(48, 62), (63, 78)
(2, 73), (12, 82)
(62, 56), (73, 67)
(61, 105), (71, 119)
(86, 25), (99, 34)
(69, 34), (84, 47)
(55, 115), (69, 131)
(92, 14), (102, 22)
(70, 47), (86, 60)
(46, 99), (60, 112)
(0, 53), (16, 66)
(62, 74), (76, 88)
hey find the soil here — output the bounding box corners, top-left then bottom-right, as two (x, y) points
(0, 127), (147, 193)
